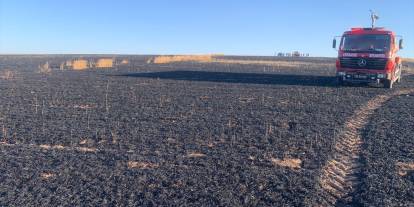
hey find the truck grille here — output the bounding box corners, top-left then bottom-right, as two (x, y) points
(340, 58), (388, 70)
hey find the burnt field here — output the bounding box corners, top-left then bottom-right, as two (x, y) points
(357, 89), (414, 206)
(0, 55), (413, 206)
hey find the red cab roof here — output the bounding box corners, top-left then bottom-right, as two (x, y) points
(344, 27), (394, 36)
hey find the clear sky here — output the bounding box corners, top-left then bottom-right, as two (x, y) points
(0, 0), (413, 57)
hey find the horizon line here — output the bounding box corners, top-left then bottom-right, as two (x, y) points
(0, 53), (344, 58)
(0, 53), (412, 59)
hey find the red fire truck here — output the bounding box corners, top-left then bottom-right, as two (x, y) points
(333, 27), (404, 88)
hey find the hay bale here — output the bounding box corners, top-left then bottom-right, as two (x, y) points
(72, 59), (89, 70)
(95, 58), (114, 68)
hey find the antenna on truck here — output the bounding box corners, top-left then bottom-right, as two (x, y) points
(370, 10), (379, 29)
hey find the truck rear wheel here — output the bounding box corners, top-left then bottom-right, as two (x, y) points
(384, 79), (393, 89)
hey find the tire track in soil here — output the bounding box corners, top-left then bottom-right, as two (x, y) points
(316, 88), (414, 207)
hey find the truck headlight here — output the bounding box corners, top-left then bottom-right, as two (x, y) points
(377, 74), (385, 79)
(338, 72), (346, 76)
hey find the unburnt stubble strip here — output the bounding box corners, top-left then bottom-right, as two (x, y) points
(270, 157), (302, 170)
(127, 161), (159, 169)
(40, 172), (56, 180)
(186, 152), (206, 158)
(396, 162), (414, 176)
(0, 142), (97, 153)
(317, 89), (414, 206)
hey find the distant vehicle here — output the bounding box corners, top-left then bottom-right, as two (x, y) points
(333, 27), (404, 88)
(292, 51), (301, 57)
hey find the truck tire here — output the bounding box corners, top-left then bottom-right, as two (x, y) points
(384, 79), (393, 89)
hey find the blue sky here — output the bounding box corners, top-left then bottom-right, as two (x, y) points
(1, 0), (413, 57)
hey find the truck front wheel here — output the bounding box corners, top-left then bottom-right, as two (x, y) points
(384, 79), (394, 89)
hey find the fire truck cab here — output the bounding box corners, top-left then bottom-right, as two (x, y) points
(333, 27), (404, 88)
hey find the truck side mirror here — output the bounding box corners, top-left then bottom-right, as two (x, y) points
(399, 39), (404, 49)
(332, 39), (337, 49)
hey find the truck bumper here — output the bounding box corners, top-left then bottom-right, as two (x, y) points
(336, 72), (390, 84)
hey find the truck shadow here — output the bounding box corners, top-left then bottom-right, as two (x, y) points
(116, 70), (338, 87)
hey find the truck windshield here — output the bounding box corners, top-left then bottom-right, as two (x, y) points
(341, 34), (391, 52)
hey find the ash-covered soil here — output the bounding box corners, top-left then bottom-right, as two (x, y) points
(356, 86), (414, 206)
(0, 55), (413, 206)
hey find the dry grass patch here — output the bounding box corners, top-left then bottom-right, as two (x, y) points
(79, 139), (94, 145)
(148, 55), (332, 69)
(270, 157), (302, 169)
(248, 155), (256, 161)
(404, 58), (414, 74)
(39, 144), (52, 150)
(404, 58), (414, 63)
(40, 172), (56, 180)
(76, 147), (97, 153)
(148, 55), (214, 64)
(187, 152), (206, 158)
(199, 96), (210, 100)
(127, 161), (159, 169)
(396, 162), (414, 176)
(0, 141), (12, 146)
(239, 97), (255, 103)
(38, 144), (96, 152)
(206, 142), (215, 148)
(73, 104), (96, 109)
(39, 144), (65, 150)
(215, 59), (332, 68)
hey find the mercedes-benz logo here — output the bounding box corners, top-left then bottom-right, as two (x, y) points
(358, 59), (367, 67)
